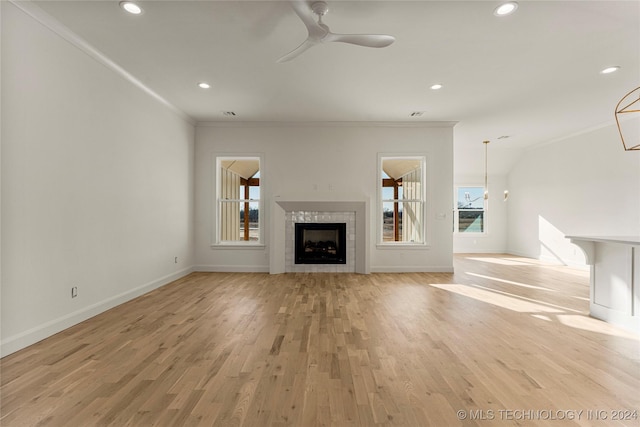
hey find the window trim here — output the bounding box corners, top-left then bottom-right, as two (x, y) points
(454, 184), (488, 235)
(377, 153), (429, 247)
(212, 153), (264, 247)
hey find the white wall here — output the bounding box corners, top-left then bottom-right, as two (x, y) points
(195, 123), (454, 272)
(1, 3), (195, 356)
(453, 174), (508, 253)
(506, 122), (640, 265)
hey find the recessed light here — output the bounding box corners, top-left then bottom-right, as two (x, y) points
(198, 82), (211, 89)
(410, 111), (425, 117)
(430, 84), (443, 90)
(601, 66), (620, 74)
(494, 2), (518, 16)
(119, 1), (143, 15)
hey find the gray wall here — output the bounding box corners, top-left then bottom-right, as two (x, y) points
(506, 122), (640, 265)
(195, 123), (454, 272)
(1, 3), (195, 356)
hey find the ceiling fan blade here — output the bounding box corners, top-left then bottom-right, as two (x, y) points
(277, 38), (317, 63)
(278, 1), (395, 62)
(325, 33), (395, 48)
(277, 1), (327, 62)
(289, 0), (327, 39)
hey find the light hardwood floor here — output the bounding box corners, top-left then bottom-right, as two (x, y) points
(1, 255), (639, 426)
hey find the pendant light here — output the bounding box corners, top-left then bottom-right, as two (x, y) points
(615, 86), (640, 151)
(483, 140), (490, 200)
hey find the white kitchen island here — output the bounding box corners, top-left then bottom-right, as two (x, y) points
(567, 236), (640, 334)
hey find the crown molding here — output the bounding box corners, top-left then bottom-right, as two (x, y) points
(9, 0), (195, 126)
(526, 118), (618, 151)
(196, 120), (458, 128)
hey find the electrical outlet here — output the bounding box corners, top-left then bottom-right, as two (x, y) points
(71, 286), (78, 298)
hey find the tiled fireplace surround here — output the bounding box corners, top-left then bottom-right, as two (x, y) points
(271, 200), (369, 274)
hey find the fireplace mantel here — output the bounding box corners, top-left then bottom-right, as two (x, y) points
(270, 199), (369, 274)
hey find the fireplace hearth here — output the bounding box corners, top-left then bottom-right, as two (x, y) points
(295, 223), (346, 264)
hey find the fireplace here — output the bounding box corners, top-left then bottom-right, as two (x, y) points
(274, 202), (364, 274)
(295, 223), (346, 264)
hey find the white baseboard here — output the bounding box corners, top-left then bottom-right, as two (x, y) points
(197, 265), (453, 273)
(370, 266), (454, 273)
(195, 265), (269, 273)
(453, 250), (507, 254)
(0, 267), (195, 357)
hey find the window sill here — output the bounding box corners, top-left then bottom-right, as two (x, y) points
(211, 243), (266, 250)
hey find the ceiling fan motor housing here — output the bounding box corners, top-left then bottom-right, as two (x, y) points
(311, 1), (329, 17)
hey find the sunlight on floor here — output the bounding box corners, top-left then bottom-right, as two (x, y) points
(470, 283), (583, 313)
(557, 314), (640, 341)
(547, 266), (590, 278)
(465, 257), (532, 266)
(466, 272), (557, 292)
(430, 283), (564, 313)
(431, 275), (640, 340)
(497, 256), (555, 266)
(467, 256), (590, 277)
(571, 295), (590, 302)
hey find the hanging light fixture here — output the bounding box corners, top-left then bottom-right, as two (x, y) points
(615, 86), (640, 151)
(483, 140), (490, 199)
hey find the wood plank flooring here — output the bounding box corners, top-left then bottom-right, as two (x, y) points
(2, 254), (639, 426)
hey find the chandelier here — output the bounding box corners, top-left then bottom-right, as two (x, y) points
(615, 86), (640, 151)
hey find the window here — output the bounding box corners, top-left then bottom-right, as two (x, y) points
(380, 155), (426, 244)
(455, 186), (486, 233)
(216, 156), (261, 244)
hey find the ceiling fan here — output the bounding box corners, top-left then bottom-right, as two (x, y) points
(277, 0), (395, 63)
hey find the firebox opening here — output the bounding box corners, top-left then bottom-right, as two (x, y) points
(295, 223), (347, 264)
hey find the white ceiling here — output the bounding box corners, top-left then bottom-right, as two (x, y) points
(26, 0), (640, 175)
